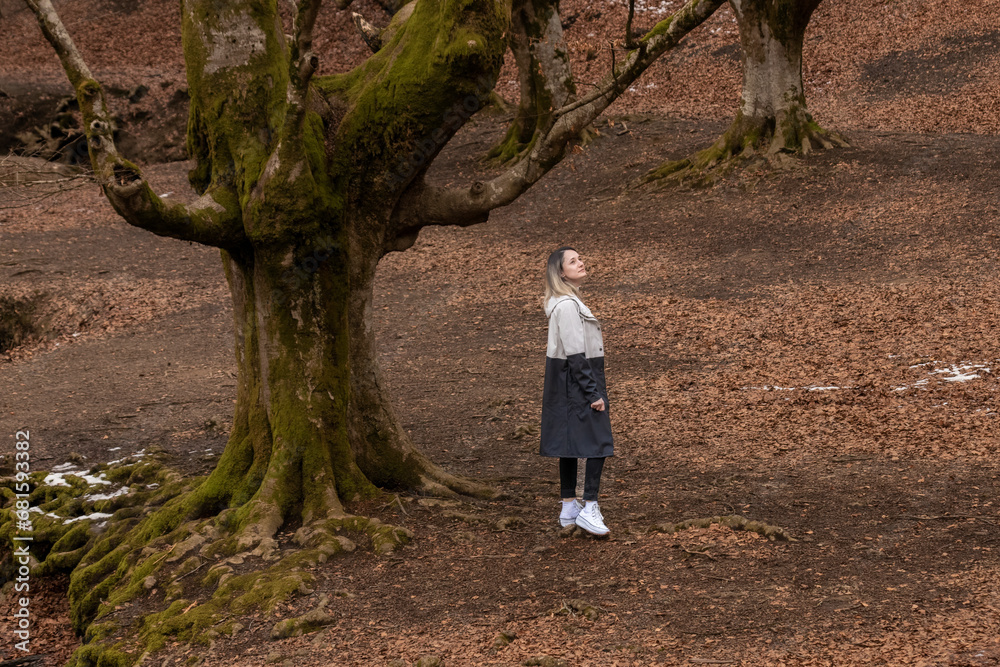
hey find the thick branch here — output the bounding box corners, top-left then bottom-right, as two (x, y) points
(316, 0), (507, 227)
(398, 0), (725, 228)
(104, 176), (247, 248)
(24, 0), (246, 249)
(291, 0), (322, 94)
(276, 0), (321, 155)
(22, 0), (94, 87)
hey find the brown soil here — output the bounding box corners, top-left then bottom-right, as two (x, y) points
(2, 0), (1000, 666)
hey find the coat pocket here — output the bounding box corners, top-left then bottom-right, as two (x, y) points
(566, 380), (590, 419)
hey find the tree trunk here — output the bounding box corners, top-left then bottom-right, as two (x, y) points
(645, 0), (846, 185)
(193, 243), (361, 536)
(346, 249), (492, 497)
(489, 0), (576, 162)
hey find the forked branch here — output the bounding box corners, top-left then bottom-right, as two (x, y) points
(23, 0), (245, 248)
(396, 0), (725, 231)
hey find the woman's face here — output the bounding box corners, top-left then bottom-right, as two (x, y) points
(560, 250), (587, 286)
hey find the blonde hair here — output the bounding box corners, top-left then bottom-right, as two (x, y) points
(543, 246), (581, 305)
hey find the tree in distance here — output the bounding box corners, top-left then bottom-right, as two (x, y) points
(645, 0), (848, 187)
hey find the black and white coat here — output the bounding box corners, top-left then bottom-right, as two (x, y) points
(539, 294), (614, 459)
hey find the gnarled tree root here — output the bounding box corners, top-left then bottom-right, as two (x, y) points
(1, 457), (413, 667)
(415, 464), (495, 500)
(649, 514), (796, 541)
(644, 112), (848, 188)
(65, 510), (410, 664)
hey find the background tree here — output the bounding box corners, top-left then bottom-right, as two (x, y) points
(22, 0), (725, 660)
(646, 0), (848, 186)
(487, 0), (577, 162)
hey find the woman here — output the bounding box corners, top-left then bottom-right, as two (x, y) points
(540, 247), (613, 536)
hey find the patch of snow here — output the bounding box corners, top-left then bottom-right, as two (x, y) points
(743, 385), (845, 392)
(43, 473), (72, 487)
(107, 450), (147, 465)
(43, 471), (112, 488)
(895, 361), (990, 390)
(83, 487), (131, 502)
(28, 507), (68, 521)
(64, 512), (114, 524)
(932, 363), (989, 382)
(82, 473), (112, 485)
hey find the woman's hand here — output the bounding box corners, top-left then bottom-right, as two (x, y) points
(590, 398), (605, 411)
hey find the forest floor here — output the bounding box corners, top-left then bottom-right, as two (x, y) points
(1, 114), (999, 666)
(2, 0), (1000, 665)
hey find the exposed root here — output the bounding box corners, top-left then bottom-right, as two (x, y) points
(644, 111), (848, 188)
(577, 124), (600, 148)
(487, 124), (539, 165)
(352, 12), (382, 52)
(649, 514), (796, 541)
(485, 91), (513, 114)
(550, 598), (601, 620)
(416, 466), (495, 500)
(234, 499), (285, 552)
(1, 455), (414, 667)
(270, 601), (336, 639)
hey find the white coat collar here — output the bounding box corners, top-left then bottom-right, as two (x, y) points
(545, 294), (595, 320)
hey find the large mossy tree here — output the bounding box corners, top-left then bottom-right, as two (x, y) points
(19, 0), (727, 661)
(646, 0), (847, 186)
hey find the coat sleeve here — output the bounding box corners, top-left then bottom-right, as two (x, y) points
(552, 301), (602, 404)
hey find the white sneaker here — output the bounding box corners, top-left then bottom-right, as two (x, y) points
(559, 499), (583, 527)
(575, 502), (609, 536)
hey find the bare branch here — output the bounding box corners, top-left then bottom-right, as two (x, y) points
(22, 0), (94, 88)
(612, 0), (645, 49)
(624, 0), (640, 49)
(352, 12), (382, 52)
(0, 154), (91, 210)
(397, 0), (726, 229)
(22, 0), (245, 249)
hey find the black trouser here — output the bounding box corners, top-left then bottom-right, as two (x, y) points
(559, 457), (606, 501)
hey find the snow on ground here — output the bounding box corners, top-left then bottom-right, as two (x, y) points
(43, 471), (112, 487)
(744, 360), (993, 394)
(37, 451), (148, 524)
